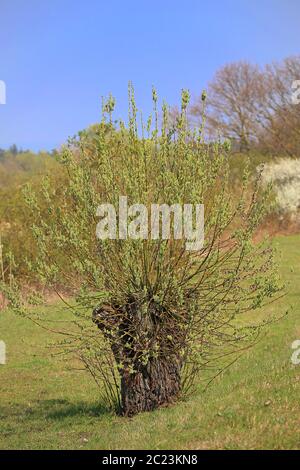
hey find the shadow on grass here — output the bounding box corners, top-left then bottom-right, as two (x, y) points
(0, 399), (112, 422)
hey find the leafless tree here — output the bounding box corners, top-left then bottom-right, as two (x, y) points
(190, 57), (300, 156)
(255, 56), (300, 156)
(190, 62), (264, 151)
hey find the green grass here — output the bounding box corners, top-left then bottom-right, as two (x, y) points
(1, 235), (300, 449)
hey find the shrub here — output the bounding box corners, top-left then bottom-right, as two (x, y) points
(8, 87), (282, 416)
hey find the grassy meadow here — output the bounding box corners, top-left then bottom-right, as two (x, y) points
(0, 234), (299, 450)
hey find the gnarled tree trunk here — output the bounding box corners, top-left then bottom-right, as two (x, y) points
(121, 356), (181, 416)
(93, 299), (183, 416)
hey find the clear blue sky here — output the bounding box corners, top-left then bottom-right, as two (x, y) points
(0, 0), (299, 151)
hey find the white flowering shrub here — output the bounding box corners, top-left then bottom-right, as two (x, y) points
(261, 158), (300, 215)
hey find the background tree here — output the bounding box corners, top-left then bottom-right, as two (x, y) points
(191, 56), (300, 157)
(255, 56), (300, 156)
(190, 62), (264, 151)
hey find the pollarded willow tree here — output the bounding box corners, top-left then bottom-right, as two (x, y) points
(11, 87), (282, 416)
